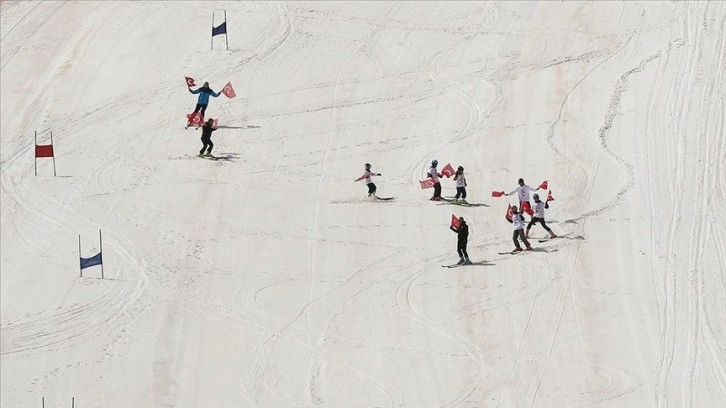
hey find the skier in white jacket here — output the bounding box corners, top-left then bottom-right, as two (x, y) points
(452, 166), (467, 204)
(428, 160), (443, 201)
(355, 163), (382, 198)
(526, 193), (556, 238)
(506, 178), (538, 217)
(509, 205), (532, 251)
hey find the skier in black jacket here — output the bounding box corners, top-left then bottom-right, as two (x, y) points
(450, 216), (471, 265)
(198, 119), (217, 157)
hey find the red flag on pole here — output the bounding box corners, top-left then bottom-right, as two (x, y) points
(185, 76), (196, 87)
(539, 180), (548, 190)
(440, 163), (455, 178)
(505, 204), (514, 222)
(222, 81), (236, 98)
(491, 191), (505, 197)
(451, 213), (461, 229)
(547, 190), (555, 201)
(419, 178), (436, 189)
(35, 144), (54, 158)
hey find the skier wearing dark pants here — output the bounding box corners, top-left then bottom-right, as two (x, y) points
(450, 216), (470, 264)
(355, 163), (382, 198)
(199, 119), (217, 156)
(509, 205), (532, 251)
(526, 193), (556, 238)
(452, 166), (467, 204)
(188, 82), (221, 125)
(428, 160), (443, 201)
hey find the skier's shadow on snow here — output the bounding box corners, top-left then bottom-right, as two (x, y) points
(209, 152), (241, 162)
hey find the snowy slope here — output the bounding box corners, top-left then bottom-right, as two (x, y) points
(1, 1), (725, 407)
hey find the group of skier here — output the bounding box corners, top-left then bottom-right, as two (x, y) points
(189, 82), (556, 262)
(187, 81), (221, 157)
(355, 162), (557, 263)
(506, 178), (557, 252)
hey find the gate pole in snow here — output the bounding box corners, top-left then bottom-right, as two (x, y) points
(99, 229), (104, 279)
(50, 131), (56, 176)
(224, 10), (229, 50)
(78, 235), (83, 277)
(211, 12), (214, 50)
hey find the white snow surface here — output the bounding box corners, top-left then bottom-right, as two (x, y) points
(1, 1), (725, 407)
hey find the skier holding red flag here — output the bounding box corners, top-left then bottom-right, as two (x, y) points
(449, 216), (470, 265)
(525, 193), (556, 239)
(506, 178), (539, 217)
(187, 82), (221, 127)
(428, 160), (443, 201)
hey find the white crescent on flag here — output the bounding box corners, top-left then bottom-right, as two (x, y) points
(222, 82), (236, 98)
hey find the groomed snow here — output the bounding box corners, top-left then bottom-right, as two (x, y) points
(1, 1), (725, 407)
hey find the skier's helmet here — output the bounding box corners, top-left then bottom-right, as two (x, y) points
(457, 166), (464, 172)
(432, 159), (438, 167)
(533, 193), (539, 200)
(518, 178), (524, 185)
(203, 82), (209, 87)
(365, 163), (371, 169)
(512, 205), (518, 212)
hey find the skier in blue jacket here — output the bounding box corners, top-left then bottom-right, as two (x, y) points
(188, 82), (221, 126)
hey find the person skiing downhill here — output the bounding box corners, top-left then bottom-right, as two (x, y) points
(355, 163), (382, 198)
(506, 178), (539, 217)
(198, 118), (217, 157)
(509, 205), (532, 251)
(428, 160), (443, 201)
(450, 216), (471, 264)
(526, 193), (556, 239)
(188, 82), (221, 127)
(452, 166), (467, 204)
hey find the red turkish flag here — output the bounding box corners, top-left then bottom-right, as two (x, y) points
(539, 180), (548, 190)
(419, 178), (436, 189)
(547, 190), (555, 202)
(440, 163), (455, 178)
(505, 204), (514, 222)
(35, 144), (54, 158)
(450, 213), (461, 229)
(185, 76), (196, 87)
(187, 112), (203, 126)
(222, 81), (236, 98)
(491, 191), (505, 197)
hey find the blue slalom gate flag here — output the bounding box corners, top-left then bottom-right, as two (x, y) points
(80, 252), (102, 270)
(212, 22), (227, 37)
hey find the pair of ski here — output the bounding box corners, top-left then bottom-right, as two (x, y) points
(371, 195), (394, 201)
(442, 262), (473, 268)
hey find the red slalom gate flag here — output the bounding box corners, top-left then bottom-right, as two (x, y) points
(222, 81), (236, 98)
(491, 191), (505, 197)
(185, 76), (196, 87)
(547, 190), (555, 201)
(419, 178), (436, 189)
(35, 144), (54, 158)
(440, 163), (455, 178)
(451, 213), (461, 229)
(539, 180), (548, 190)
(505, 204), (514, 222)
